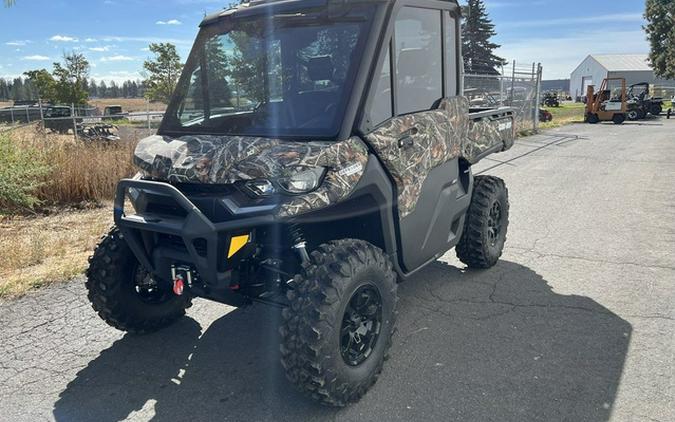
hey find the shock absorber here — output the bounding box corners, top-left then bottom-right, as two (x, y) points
(289, 223), (310, 264)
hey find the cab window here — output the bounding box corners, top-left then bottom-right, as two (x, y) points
(368, 46), (393, 127)
(394, 7), (443, 115)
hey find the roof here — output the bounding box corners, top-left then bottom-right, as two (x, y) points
(590, 54), (652, 72)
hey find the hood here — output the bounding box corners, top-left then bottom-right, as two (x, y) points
(133, 134), (370, 217)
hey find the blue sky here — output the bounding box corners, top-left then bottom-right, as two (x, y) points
(0, 0), (649, 82)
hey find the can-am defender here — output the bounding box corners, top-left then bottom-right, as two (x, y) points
(87, 0), (515, 406)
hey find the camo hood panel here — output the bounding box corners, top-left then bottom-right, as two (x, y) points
(133, 134), (369, 218)
(365, 96), (471, 218)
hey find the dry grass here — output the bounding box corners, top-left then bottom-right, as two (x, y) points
(7, 124), (138, 207)
(0, 205), (111, 298)
(0, 125), (141, 297)
(88, 98), (167, 113)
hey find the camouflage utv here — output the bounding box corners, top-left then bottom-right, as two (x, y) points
(87, 0), (515, 407)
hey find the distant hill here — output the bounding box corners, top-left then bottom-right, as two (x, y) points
(542, 79), (570, 92)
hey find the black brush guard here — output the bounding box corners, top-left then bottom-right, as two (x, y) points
(114, 179), (276, 306)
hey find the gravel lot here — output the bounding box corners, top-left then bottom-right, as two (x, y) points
(1, 119), (673, 422)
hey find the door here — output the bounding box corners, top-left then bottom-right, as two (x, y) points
(364, 6), (469, 271)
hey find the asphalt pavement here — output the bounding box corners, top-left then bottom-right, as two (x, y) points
(1, 118), (673, 422)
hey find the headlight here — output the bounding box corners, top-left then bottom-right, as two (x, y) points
(277, 167), (326, 194)
(244, 179), (277, 197)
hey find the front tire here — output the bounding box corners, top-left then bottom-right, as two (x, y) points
(456, 176), (509, 269)
(613, 114), (626, 124)
(280, 239), (397, 407)
(86, 227), (191, 334)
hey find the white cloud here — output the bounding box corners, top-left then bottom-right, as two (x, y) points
(89, 46), (111, 52)
(84, 38), (98, 43)
(5, 40), (30, 46)
(91, 70), (143, 84)
(22, 55), (51, 61)
(99, 35), (191, 45)
(100, 55), (135, 62)
(156, 19), (182, 25)
(50, 34), (78, 42)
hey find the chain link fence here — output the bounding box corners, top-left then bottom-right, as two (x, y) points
(0, 100), (164, 140)
(464, 61), (543, 133)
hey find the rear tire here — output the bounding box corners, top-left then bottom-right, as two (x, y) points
(280, 239), (397, 407)
(627, 110), (639, 121)
(650, 104), (662, 115)
(86, 227), (190, 334)
(612, 114), (625, 124)
(456, 176), (509, 269)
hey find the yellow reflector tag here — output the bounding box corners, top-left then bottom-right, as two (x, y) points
(228, 234), (249, 258)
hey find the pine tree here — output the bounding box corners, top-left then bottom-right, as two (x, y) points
(99, 81), (108, 98)
(462, 0), (506, 75)
(89, 78), (98, 98)
(644, 0), (675, 79)
(11, 78), (25, 101)
(0, 79), (8, 100)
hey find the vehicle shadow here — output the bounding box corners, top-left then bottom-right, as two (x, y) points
(53, 260), (631, 422)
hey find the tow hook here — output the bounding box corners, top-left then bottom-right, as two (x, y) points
(171, 265), (193, 296)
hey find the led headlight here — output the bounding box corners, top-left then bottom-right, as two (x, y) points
(277, 167), (326, 194)
(244, 179), (277, 196)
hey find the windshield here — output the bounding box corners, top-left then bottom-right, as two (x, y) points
(161, 5), (376, 138)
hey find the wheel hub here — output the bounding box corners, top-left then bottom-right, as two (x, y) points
(340, 285), (382, 366)
(487, 201), (503, 246)
(134, 267), (169, 304)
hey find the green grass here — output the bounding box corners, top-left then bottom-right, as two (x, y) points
(539, 102), (586, 129)
(0, 133), (51, 212)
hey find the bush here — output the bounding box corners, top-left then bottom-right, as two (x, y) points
(0, 133), (51, 212)
(1, 126), (138, 214)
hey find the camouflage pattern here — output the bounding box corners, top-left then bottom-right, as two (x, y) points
(465, 116), (515, 162)
(365, 96), (514, 219)
(134, 135), (369, 217)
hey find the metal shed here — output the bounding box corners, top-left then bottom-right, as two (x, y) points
(569, 54), (675, 100)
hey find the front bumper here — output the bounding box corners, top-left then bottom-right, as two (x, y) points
(114, 179), (277, 305)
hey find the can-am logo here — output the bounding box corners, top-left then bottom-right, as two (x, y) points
(338, 162), (363, 177)
(498, 121), (513, 131)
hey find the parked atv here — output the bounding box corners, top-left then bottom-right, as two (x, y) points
(542, 92), (560, 107)
(77, 123), (120, 142)
(627, 83), (664, 118)
(86, 0), (515, 407)
(539, 108), (553, 122)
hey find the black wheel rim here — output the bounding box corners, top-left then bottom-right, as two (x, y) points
(340, 285), (383, 366)
(487, 200), (503, 247)
(133, 266), (171, 304)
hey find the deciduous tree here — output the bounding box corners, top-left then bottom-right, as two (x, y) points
(143, 43), (183, 103)
(644, 0), (675, 79)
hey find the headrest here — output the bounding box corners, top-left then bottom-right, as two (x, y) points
(307, 55), (334, 81)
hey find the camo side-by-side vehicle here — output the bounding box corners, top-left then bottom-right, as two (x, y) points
(87, 0), (515, 406)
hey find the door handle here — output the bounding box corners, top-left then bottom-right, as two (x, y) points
(398, 135), (414, 149)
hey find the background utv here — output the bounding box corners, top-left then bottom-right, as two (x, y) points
(87, 0), (515, 406)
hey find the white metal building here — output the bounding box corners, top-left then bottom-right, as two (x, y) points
(569, 54), (675, 99)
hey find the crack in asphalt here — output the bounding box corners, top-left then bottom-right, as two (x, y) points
(507, 246), (675, 271)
